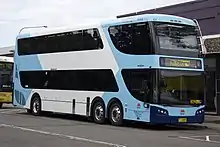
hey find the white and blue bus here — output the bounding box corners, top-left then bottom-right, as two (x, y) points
(13, 14), (205, 126)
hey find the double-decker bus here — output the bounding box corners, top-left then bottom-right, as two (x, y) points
(0, 56), (13, 108)
(13, 14), (205, 125)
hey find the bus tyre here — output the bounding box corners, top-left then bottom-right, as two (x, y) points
(0, 103), (3, 108)
(31, 96), (41, 116)
(92, 101), (105, 124)
(109, 102), (123, 126)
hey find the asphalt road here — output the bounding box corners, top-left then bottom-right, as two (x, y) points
(1, 105), (220, 147)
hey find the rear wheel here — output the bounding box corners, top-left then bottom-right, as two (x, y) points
(0, 103), (3, 108)
(109, 102), (123, 126)
(31, 96), (41, 116)
(92, 101), (105, 124)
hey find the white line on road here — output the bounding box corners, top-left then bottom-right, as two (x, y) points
(184, 134), (220, 138)
(0, 124), (126, 147)
(179, 136), (220, 144)
(205, 136), (210, 141)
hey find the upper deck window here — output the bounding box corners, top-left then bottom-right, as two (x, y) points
(154, 22), (199, 51)
(17, 28), (103, 55)
(108, 22), (154, 55)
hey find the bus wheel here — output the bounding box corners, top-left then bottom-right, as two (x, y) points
(92, 101), (105, 124)
(31, 96), (41, 116)
(0, 103), (3, 108)
(109, 102), (123, 126)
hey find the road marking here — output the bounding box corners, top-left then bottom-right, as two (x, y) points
(0, 124), (126, 147)
(179, 136), (220, 144)
(205, 136), (210, 141)
(185, 134), (220, 138)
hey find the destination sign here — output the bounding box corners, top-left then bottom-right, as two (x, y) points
(160, 57), (202, 69)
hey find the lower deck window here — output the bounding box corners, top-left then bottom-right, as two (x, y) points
(19, 69), (119, 92)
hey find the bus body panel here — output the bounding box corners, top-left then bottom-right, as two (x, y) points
(33, 89), (105, 115)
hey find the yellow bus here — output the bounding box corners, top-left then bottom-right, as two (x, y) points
(0, 56), (13, 108)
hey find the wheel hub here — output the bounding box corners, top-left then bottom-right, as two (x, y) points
(95, 105), (104, 121)
(111, 106), (121, 123)
(33, 100), (39, 114)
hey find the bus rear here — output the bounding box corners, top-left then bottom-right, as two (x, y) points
(0, 56), (13, 108)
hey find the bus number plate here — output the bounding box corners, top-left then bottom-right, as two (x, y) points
(178, 118), (187, 123)
(190, 100), (202, 105)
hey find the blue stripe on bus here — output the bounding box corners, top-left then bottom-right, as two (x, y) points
(18, 55), (45, 71)
(14, 33), (44, 106)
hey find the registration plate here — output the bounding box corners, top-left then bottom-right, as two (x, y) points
(178, 118), (187, 123)
(190, 100), (202, 105)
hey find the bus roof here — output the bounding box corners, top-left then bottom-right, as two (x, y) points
(0, 56), (13, 63)
(17, 13), (196, 39)
(17, 22), (102, 39)
(102, 13), (196, 27)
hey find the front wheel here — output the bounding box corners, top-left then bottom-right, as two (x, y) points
(109, 102), (123, 126)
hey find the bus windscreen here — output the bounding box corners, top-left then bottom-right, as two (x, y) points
(154, 22), (199, 51)
(159, 70), (204, 106)
(0, 62), (13, 92)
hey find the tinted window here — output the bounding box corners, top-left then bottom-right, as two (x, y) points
(0, 62), (13, 92)
(18, 28), (103, 55)
(83, 29), (103, 50)
(19, 69), (118, 92)
(154, 22), (199, 51)
(108, 22), (154, 55)
(121, 69), (156, 102)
